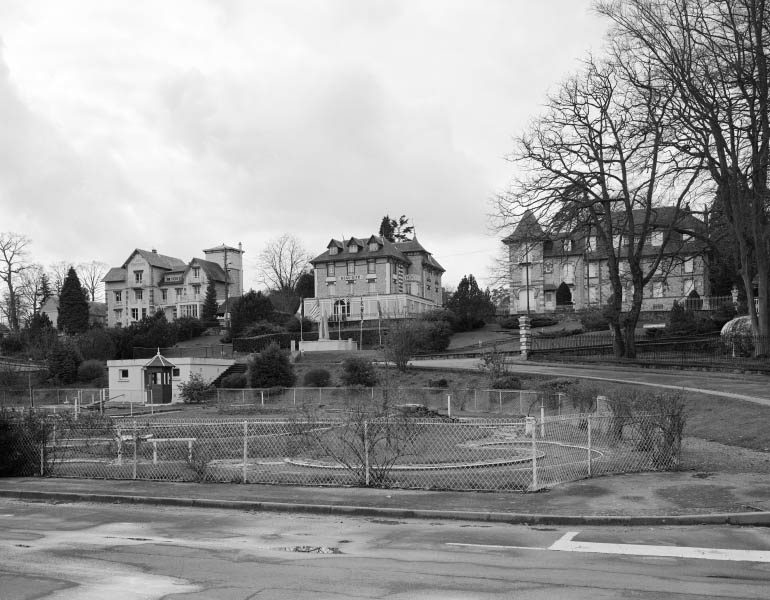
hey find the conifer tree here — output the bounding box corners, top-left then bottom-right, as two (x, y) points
(57, 267), (89, 334)
(201, 277), (219, 325)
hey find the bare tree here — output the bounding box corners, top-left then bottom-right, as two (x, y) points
(76, 260), (109, 302)
(258, 234), (311, 291)
(597, 0), (770, 346)
(0, 232), (32, 331)
(494, 57), (703, 357)
(17, 263), (50, 324)
(48, 261), (72, 296)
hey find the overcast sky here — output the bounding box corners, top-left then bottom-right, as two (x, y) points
(0, 0), (607, 295)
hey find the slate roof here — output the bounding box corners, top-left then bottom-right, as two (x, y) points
(144, 351), (176, 368)
(121, 249), (188, 271)
(311, 235), (445, 272)
(189, 258), (228, 282)
(502, 210), (546, 244)
(103, 267), (127, 283)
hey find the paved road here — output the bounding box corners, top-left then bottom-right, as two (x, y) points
(410, 358), (770, 406)
(3, 499), (770, 599)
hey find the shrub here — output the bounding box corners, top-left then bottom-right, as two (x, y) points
(175, 316), (205, 341)
(285, 316), (314, 333)
(666, 301), (698, 336)
(48, 343), (82, 385)
(76, 328), (116, 361)
(579, 309), (608, 332)
(340, 357), (378, 387)
(248, 342), (296, 388)
(303, 368), (331, 387)
(428, 378), (449, 388)
(220, 373), (248, 389)
(244, 321), (284, 337)
(0, 409), (52, 477)
(77, 359), (105, 383)
(178, 372), (214, 403)
(415, 320), (452, 353)
(490, 375), (521, 390)
(498, 317), (520, 329)
(0, 334), (25, 355)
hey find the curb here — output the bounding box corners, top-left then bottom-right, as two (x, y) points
(2, 489), (770, 527)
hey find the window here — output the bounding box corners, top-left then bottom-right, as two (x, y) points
(612, 235), (624, 249)
(193, 284), (201, 297)
(683, 257), (694, 273)
(545, 292), (553, 304)
(368, 281), (377, 294)
(142, 308), (147, 319)
(586, 235), (597, 251)
(327, 263), (335, 277)
(161, 289), (168, 301)
(367, 260), (376, 274)
(349, 244), (358, 253)
(543, 261), (553, 274)
(562, 263), (575, 284)
(682, 233), (693, 242)
(115, 309), (122, 320)
(131, 308), (139, 321)
(176, 288), (183, 298)
(588, 285), (599, 303)
(134, 270), (143, 284)
(563, 239), (574, 252)
(652, 281), (668, 298)
(588, 262), (599, 278)
(172, 368), (180, 377)
(347, 261), (355, 275)
(647, 231), (664, 246)
(135, 289), (143, 301)
(328, 283), (336, 296)
(369, 242), (379, 251)
(114, 291), (122, 302)
(119, 369), (129, 380)
(329, 246), (338, 256)
(193, 266), (200, 278)
(683, 278), (695, 295)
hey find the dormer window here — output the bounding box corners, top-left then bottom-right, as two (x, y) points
(349, 245), (358, 253)
(369, 242), (379, 251)
(330, 247), (338, 256)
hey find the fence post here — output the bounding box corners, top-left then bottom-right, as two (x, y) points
(40, 446), (45, 476)
(364, 420), (370, 487)
(531, 416), (538, 491)
(117, 426), (122, 465)
(132, 420), (138, 480)
(540, 402), (545, 437)
(293, 388), (296, 406)
(499, 390), (502, 413)
(242, 421), (248, 484)
(520, 390), (523, 414)
(447, 395), (451, 418)
(260, 390), (264, 406)
(587, 415), (593, 477)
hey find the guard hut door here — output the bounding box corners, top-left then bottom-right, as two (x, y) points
(145, 366), (173, 404)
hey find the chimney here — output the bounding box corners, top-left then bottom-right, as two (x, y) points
(151, 248), (158, 254)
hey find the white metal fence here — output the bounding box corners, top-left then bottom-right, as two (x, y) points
(9, 411), (683, 492)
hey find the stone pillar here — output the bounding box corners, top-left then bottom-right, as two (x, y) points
(519, 315), (531, 359)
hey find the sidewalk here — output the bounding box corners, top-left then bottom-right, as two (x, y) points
(1, 471), (769, 526)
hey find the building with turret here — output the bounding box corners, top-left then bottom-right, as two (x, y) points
(103, 243), (244, 327)
(503, 209), (709, 314)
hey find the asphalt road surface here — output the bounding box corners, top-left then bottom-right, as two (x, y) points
(2, 499), (770, 599)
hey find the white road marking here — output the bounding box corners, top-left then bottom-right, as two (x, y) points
(446, 542), (547, 551)
(549, 531), (770, 563)
(448, 532), (770, 563)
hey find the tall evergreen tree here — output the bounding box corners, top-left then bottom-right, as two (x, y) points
(57, 267), (89, 334)
(446, 275), (495, 331)
(201, 277), (219, 325)
(40, 273), (53, 309)
(229, 290), (273, 338)
(378, 215), (414, 243)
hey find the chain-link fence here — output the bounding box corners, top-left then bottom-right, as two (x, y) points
(214, 387), (570, 417)
(3, 409), (683, 492)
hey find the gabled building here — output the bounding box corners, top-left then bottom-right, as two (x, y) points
(103, 244), (244, 327)
(305, 235), (444, 321)
(40, 296), (107, 328)
(503, 208), (710, 314)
